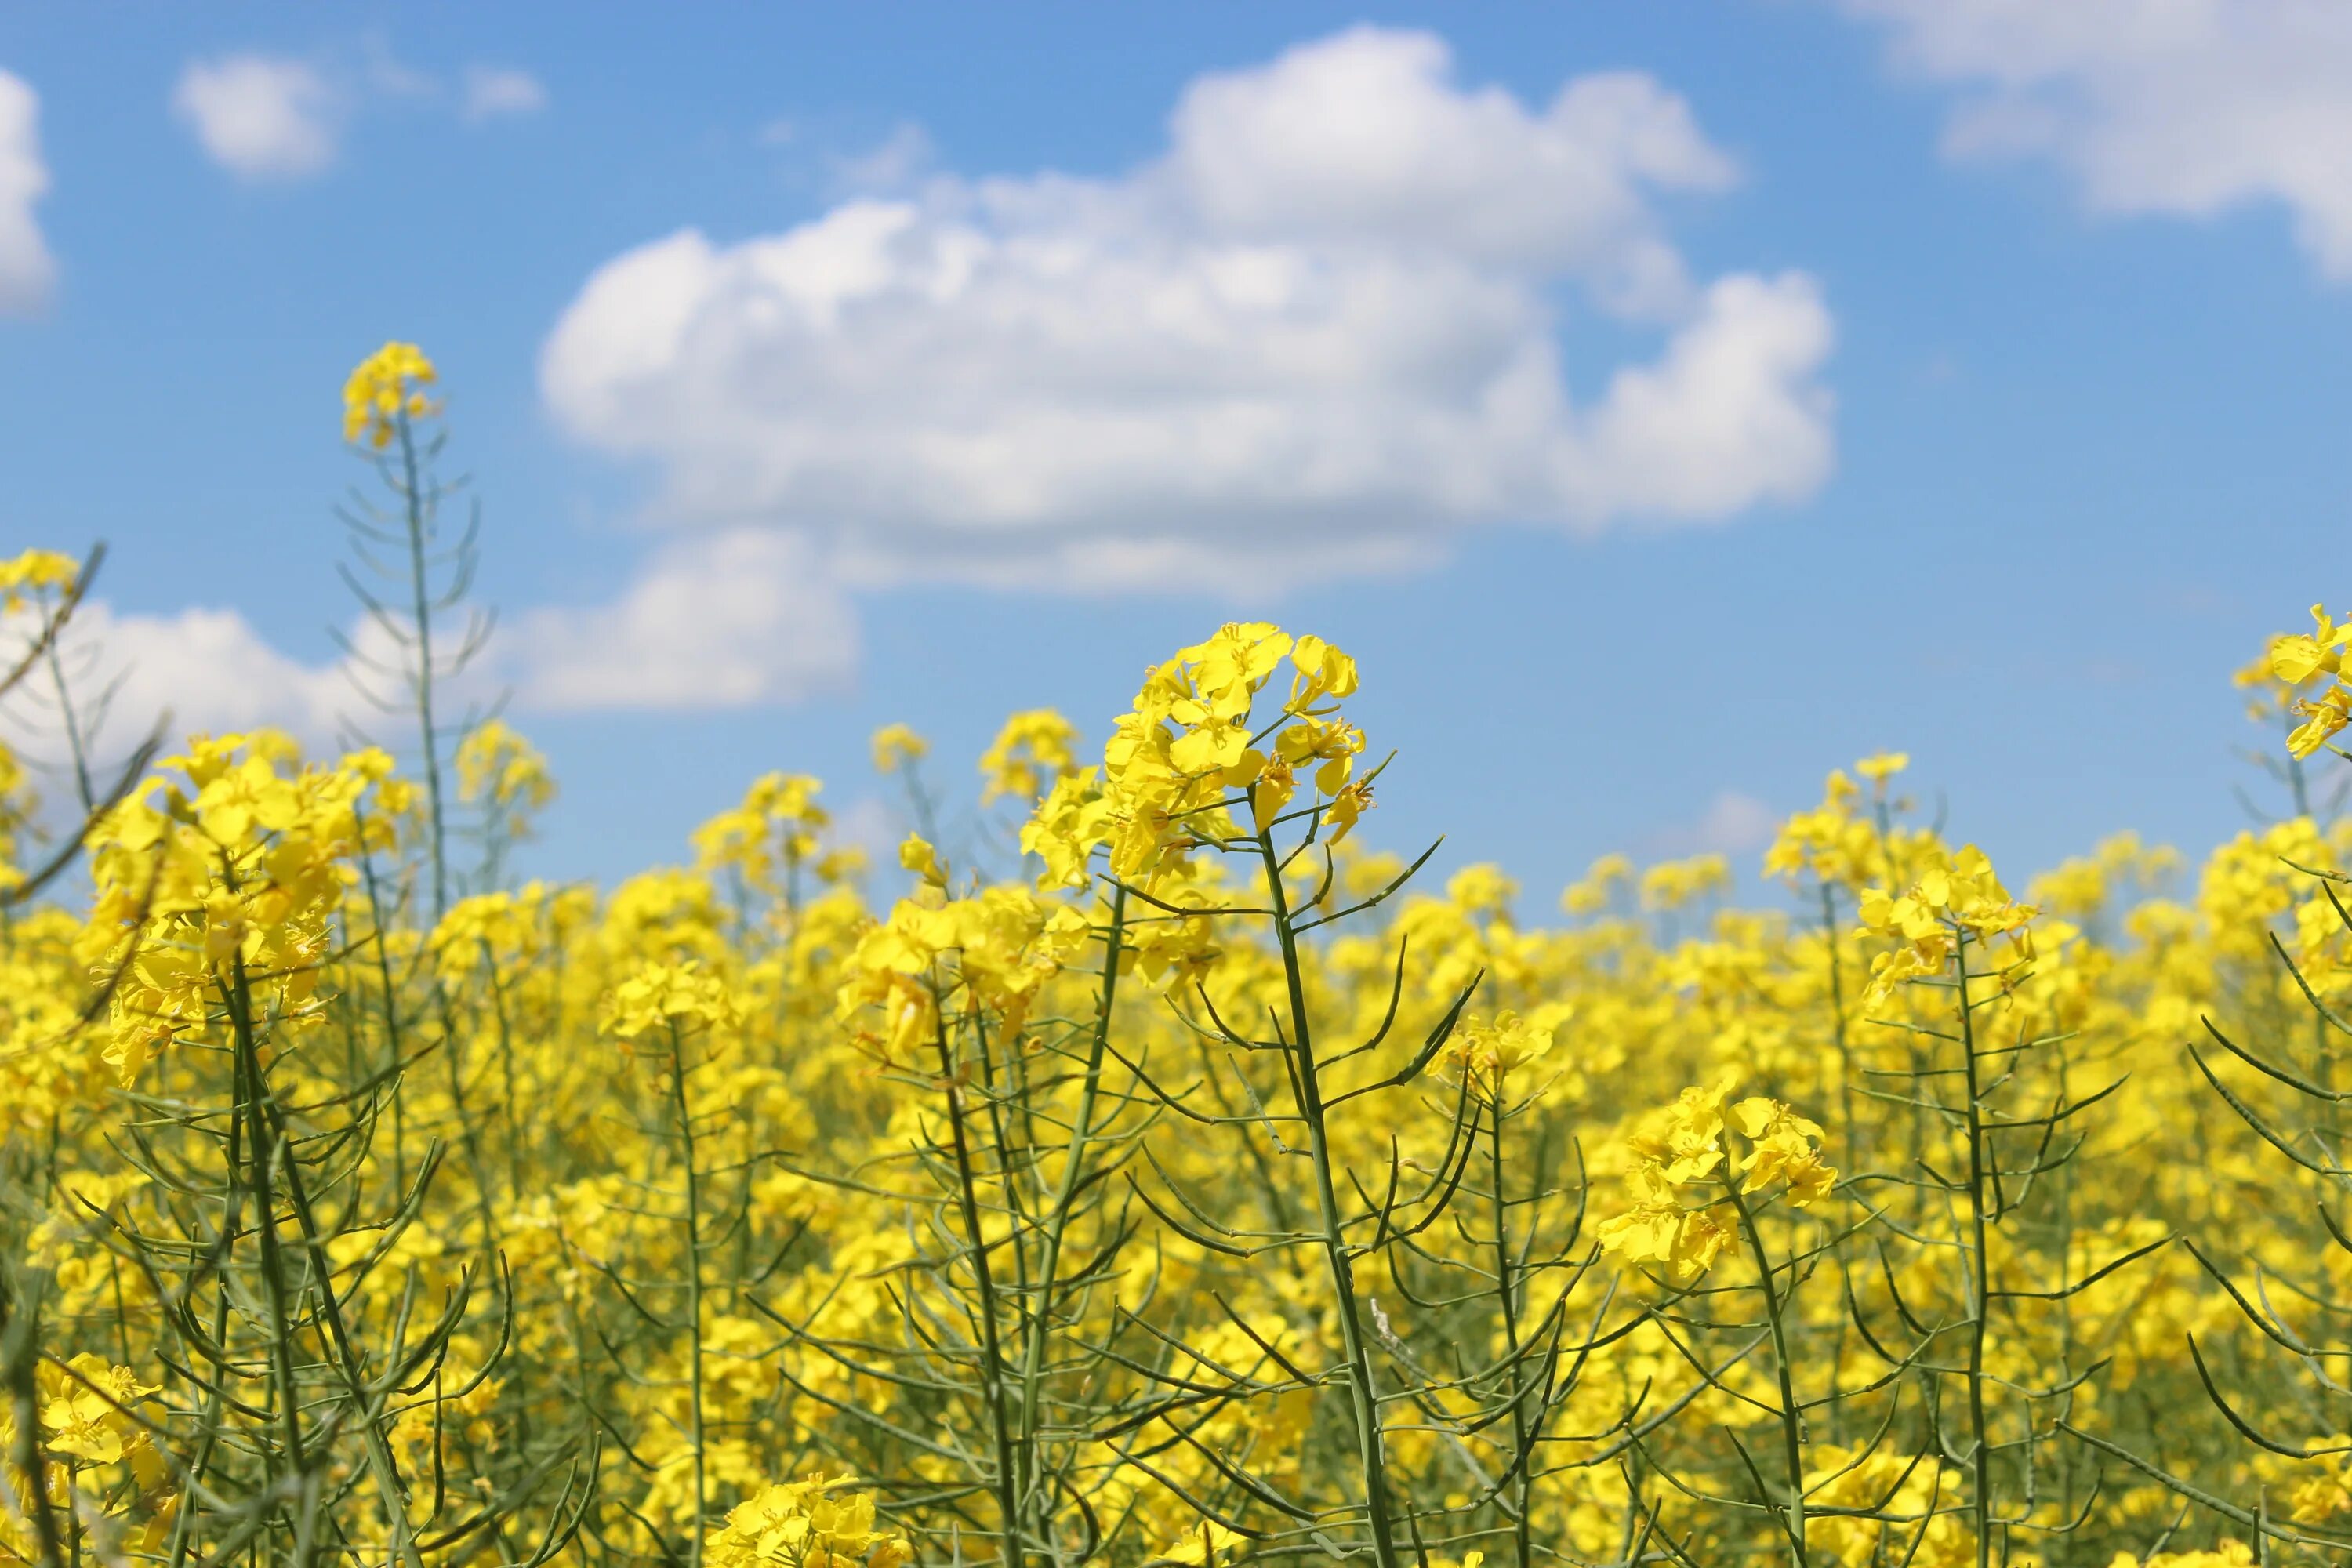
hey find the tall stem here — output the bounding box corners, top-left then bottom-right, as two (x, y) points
(1953, 934), (1995, 1568)
(225, 955), (313, 1567)
(1258, 829), (1403, 1568)
(1487, 1109), (1534, 1568)
(1013, 884), (1126, 1545)
(41, 639), (94, 816)
(395, 415), (448, 926)
(931, 1004), (1025, 1566)
(666, 1023), (708, 1568)
(1723, 1175), (1807, 1568)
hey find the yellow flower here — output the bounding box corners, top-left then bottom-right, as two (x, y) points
(1857, 844), (2038, 1004)
(455, 720), (557, 816)
(343, 340), (439, 449)
(1325, 779), (1373, 845)
(1444, 1010), (1555, 1101)
(1562, 852), (1632, 916)
(1624, 1084), (1729, 1185)
(40, 1356), (158, 1467)
(1287, 633), (1359, 709)
(1250, 758), (1297, 835)
(0, 546), (78, 613)
(980, 708), (1082, 804)
(705, 1475), (910, 1568)
(1854, 750), (1909, 787)
(694, 772), (833, 898)
(899, 833), (946, 887)
(2288, 684), (2352, 758)
(870, 723), (927, 775)
(2271, 604), (2349, 685)
(1730, 1098), (1836, 1205)
(1602, 1085), (1836, 1283)
(600, 960), (742, 1043)
(1640, 854), (1730, 911)
(1595, 1192), (1735, 1286)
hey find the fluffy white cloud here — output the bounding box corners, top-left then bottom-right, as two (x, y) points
(1, 536), (855, 743)
(511, 530), (858, 710)
(172, 54), (340, 180)
(542, 26), (1835, 589)
(461, 65), (549, 124)
(2, 600), (354, 754)
(0, 70), (54, 314)
(1840, 0), (2352, 278)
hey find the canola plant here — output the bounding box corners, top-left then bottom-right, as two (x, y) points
(4, 347), (2352, 1568)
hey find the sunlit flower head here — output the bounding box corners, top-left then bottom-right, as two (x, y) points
(343, 340), (440, 449)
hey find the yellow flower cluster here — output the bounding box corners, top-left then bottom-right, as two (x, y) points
(834, 884), (1090, 1060)
(601, 958), (743, 1043)
(341, 339), (439, 448)
(1857, 842), (2039, 1003)
(695, 771), (860, 906)
(77, 733), (408, 1083)
(704, 1475), (910, 1568)
(869, 723), (927, 777)
(0, 546), (77, 612)
(1023, 624), (1368, 891)
(1443, 1008), (1559, 1102)
(978, 708), (1080, 804)
(1596, 1083), (1835, 1283)
(455, 717), (557, 819)
(2263, 603), (2352, 757)
(0, 1356), (173, 1561)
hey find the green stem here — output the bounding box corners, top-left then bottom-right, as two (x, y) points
(1013, 884), (1127, 1546)
(224, 956), (313, 1566)
(41, 636), (95, 816)
(931, 1000), (1025, 1567)
(1487, 1108), (1534, 1568)
(1723, 1174), (1807, 1568)
(666, 1022), (709, 1568)
(1258, 828), (1403, 1568)
(395, 413), (448, 926)
(1953, 933), (1995, 1568)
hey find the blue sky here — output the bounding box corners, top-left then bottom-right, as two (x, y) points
(2, 2), (2349, 904)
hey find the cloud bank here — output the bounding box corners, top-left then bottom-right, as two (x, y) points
(2, 545), (858, 757)
(1841, 0), (2352, 278)
(543, 26), (1836, 591)
(82, 27), (1833, 727)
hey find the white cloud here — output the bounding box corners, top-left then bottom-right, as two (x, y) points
(1838, 0), (2352, 278)
(1, 536), (858, 746)
(2, 600), (354, 753)
(510, 530), (858, 710)
(0, 70), (55, 314)
(540, 26), (1835, 591)
(172, 54), (341, 181)
(1646, 789), (1781, 862)
(461, 65), (548, 124)
(172, 47), (548, 180)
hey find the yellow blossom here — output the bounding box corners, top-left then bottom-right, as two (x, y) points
(870, 723), (927, 775)
(343, 340), (439, 448)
